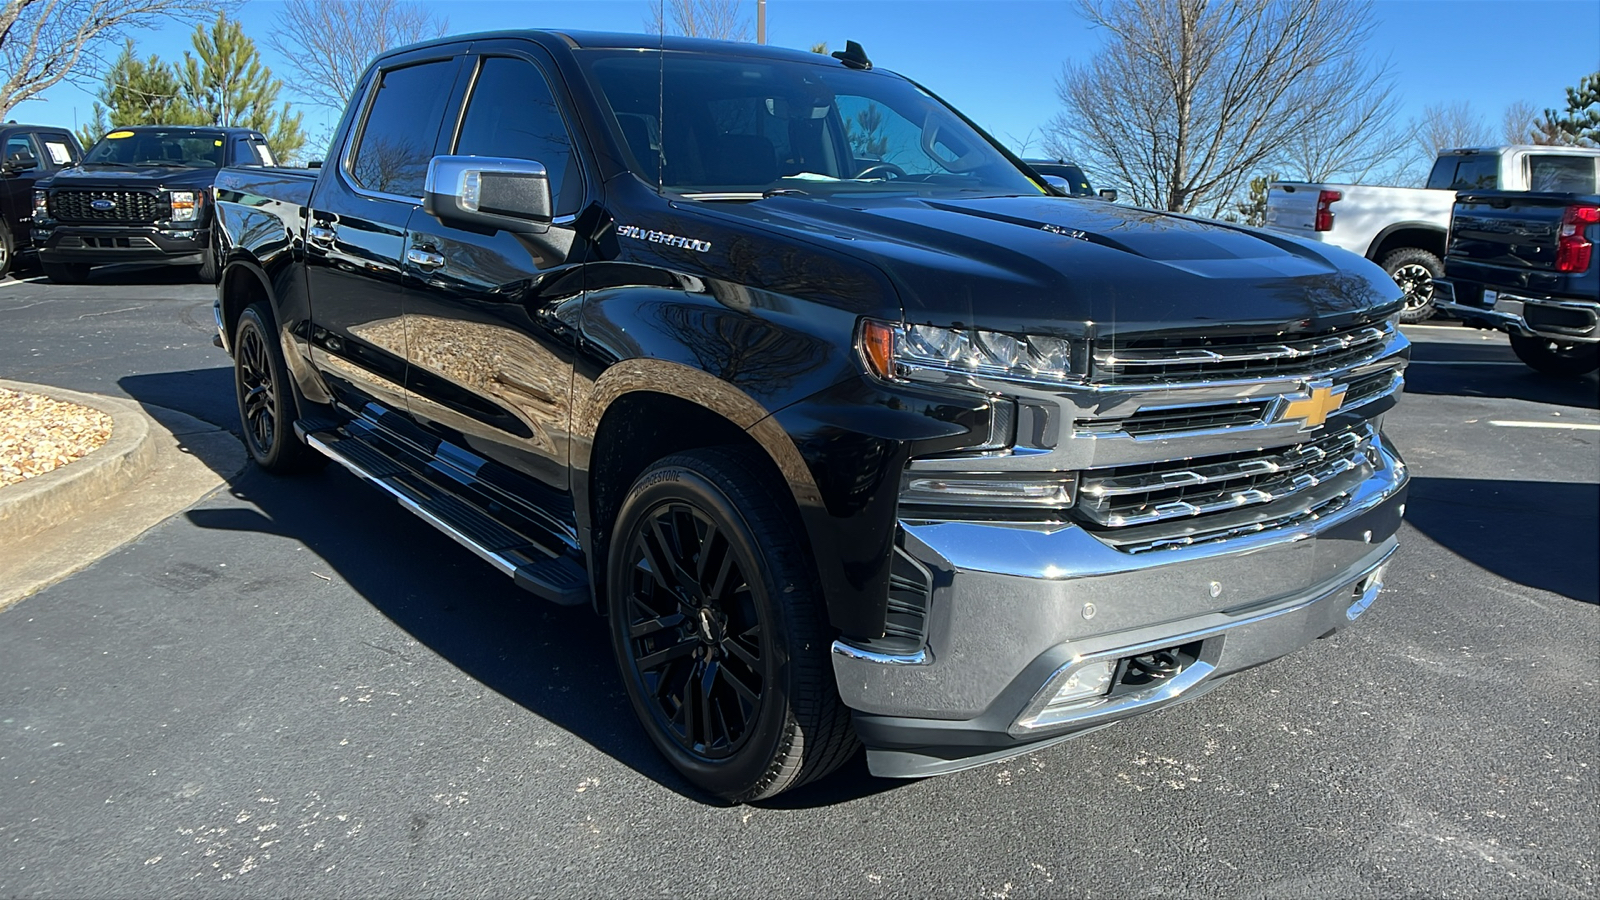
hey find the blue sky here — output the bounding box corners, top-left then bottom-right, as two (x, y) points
(12, 0), (1600, 164)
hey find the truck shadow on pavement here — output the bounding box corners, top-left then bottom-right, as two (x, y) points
(1403, 477), (1599, 605)
(183, 465), (901, 807)
(1402, 341), (1600, 410)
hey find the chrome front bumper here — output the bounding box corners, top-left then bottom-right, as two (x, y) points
(837, 433), (1409, 778)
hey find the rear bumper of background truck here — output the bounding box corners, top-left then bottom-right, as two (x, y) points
(835, 434), (1409, 778)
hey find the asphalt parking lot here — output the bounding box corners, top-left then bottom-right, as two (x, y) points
(1, 270), (1596, 897)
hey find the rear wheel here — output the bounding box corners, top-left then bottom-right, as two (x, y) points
(1509, 333), (1600, 377)
(1382, 247), (1442, 324)
(42, 261), (90, 284)
(607, 447), (856, 802)
(233, 303), (326, 473)
(0, 223), (13, 279)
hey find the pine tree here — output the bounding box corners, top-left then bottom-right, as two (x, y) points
(1542, 72), (1600, 147)
(78, 40), (203, 148)
(1232, 174), (1276, 226)
(178, 14), (307, 161)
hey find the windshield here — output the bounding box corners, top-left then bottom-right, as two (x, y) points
(579, 51), (1041, 200)
(83, 129), (228, 168)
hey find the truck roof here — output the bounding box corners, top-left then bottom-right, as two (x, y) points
(1440, 145), (1600, 157)
(387, 29), (855, 67)
(96, 125), (266, 137)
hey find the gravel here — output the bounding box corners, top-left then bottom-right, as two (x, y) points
(0, 387), (113, 488)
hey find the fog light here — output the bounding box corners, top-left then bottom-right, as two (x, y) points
(1040, 660), (1116, 711)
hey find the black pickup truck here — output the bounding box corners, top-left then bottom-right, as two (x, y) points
(32, 125), (277, 283)
(0, 123), (83, 277)
(1440, 190), (1600, 376)
(212, 31), (1411, 801)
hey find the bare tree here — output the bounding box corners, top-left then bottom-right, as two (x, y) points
(645, 0), (751, 41)
(1412, 101), (1494, 160)
(1044, 0), (1398, 217)
(1502, 99), (1544, 145)
(0, 0), (221, 119)
(266, 0), (448, 112)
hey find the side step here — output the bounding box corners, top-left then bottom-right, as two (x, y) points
(296, 419), (588, 606)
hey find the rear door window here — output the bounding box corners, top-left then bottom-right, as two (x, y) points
(348, 59), (458, 198)
(38, 134), (78, 166)
(1426, 155), (1498, 191)
(1527, 155), (1597, 193)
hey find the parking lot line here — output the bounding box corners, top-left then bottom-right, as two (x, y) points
(1488, 420), (1600, 431)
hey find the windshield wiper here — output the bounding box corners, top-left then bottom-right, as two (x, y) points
(679, 189), (811, 201)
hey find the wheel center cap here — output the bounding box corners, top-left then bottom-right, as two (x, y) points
(695, 607), (721, 645)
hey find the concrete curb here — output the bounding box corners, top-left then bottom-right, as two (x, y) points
(0, 380), (245, 612)
(0, 380), (156, 545)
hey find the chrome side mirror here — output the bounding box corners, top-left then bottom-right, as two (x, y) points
(423, 156), (552, 234)
(1041, 174), (1072, 196)
(1098, 188), (1119, 202)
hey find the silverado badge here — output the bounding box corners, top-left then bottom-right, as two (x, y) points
(1279, 379), (1348, 430)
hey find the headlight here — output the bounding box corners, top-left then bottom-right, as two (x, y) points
(168, 190), (201, 222)
(32, 189), (47, 218)
(858, 319), (1081, 385)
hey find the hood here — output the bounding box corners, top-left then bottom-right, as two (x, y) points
(40, 164), (220, 191)
(688, 193), (1402, 339)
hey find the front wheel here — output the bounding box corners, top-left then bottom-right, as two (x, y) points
(607, 447), (857, 802)
(233, 303), (326, 473)
(1509, 333), (1600, 377)
(1382, 247), (1443, 324)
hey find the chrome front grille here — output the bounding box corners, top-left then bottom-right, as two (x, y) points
(1093, 320), (1393, 384)
(1076, 426), (1372, 529)
(1076, 398), (1273, 438)
(48, 190), (163, 224)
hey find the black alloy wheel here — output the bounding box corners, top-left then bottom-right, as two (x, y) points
(1382, 247), (1443, 324)
(607, 447), (856, 802)
(623, 500), (765, 759)
(0, 223), (12, 279)
(233, 303), (324, 474)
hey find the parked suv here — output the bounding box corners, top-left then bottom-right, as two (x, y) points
(32, 125), (277, 283)
(213, 31), (1410, 801)
(0, 123), (83, 278)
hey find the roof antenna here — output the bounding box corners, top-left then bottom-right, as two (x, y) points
(831, 41), (871, 70)
(656, 0), (666, 195)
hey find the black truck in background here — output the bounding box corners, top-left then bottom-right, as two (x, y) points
(212, 30), (1412, 801)
(31, 125), (277, 284)
(0, 123), (83, 278)
(1439, 191), (1600, 376)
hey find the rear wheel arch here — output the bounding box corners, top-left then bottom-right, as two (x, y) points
(1366, 223), (1447, 263)
(219, 262), (274, 353)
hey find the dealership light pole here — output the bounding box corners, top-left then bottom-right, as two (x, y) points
(757, 0), (766, 43)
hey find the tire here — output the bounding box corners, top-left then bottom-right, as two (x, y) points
(0, 223), (13, 279)
(607, 446), (857, 802)
(42, 261), (90, 284)
(196, 240), (218, 284)
(1509, 332), (1600, 377)
(1381, 247), (1443, 324)
(233, 302), (326, 473)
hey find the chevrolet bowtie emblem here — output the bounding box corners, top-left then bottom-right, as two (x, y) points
(1280, 380), (1348, 430)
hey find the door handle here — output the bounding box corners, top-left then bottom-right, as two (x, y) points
(308, 224), (336, 246)
(406, 247), (446, 270)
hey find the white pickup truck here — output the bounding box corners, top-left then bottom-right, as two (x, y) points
(1265, 145), (1600, 322)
